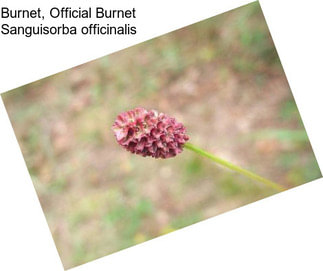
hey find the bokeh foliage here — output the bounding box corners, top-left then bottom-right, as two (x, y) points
(2, 2), (321, 269)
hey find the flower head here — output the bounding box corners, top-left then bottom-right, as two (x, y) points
(112, 107), (189, 158)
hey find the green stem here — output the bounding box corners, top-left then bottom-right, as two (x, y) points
(184, 142), (286, 192)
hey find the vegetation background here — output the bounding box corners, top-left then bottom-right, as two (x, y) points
(2, 2), (321, 269)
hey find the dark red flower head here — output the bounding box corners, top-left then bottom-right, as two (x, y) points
(112, 107), (189, 159)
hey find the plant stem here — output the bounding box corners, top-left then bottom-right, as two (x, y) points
(184, 142), (286, 192)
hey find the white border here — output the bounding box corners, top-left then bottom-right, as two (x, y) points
(1, 0), (322, 270)
(0, 0), (251, 93)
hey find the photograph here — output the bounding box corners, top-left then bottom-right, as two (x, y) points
(2, 1), (321, 269)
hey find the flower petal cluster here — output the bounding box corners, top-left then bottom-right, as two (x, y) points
(112, 107), (189, 158)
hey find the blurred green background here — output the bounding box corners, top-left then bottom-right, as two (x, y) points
(2, 2), (321, 269)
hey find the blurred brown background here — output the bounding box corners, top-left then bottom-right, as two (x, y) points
(2, 2), (321, 269)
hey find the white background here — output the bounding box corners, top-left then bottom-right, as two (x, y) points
(0, 0), (322, 270)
